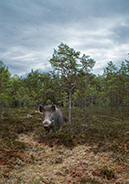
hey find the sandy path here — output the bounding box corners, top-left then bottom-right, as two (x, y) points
(0, 133), (128, 184)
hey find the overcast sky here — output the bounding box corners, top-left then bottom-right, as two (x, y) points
(0, 0), (129, 76)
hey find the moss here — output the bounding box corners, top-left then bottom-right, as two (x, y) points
(80, 177), (100, 184)
(52, 131), (75, 147)
(100, 166), (115, 180)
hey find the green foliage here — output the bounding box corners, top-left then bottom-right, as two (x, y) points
(0, 49), (129, 122)
(100, 166), (115, 180)
(49, 42), (80, 76)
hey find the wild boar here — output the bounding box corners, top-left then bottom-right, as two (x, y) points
(38, 104), (64, 132)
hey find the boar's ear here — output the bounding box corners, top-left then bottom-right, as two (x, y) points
(51, 105), (56, 112)
(38, 104), (44, 114)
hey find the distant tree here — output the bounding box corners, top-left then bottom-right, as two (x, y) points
(0, 61), (11, 119)
(125, 59), (129, 109)
(23, 69), (42, 108)
(38, 73), (51, 104)
(80, 54), (96, 119)
(10, 75), (21, 107)
(80, 54), (95, 73)
(103, 61), (117, 77)
(118, 60), (129, 109)
(0, 61), (10, 95)
(73, 54), (96, 122)
(102, 61), (118, 109)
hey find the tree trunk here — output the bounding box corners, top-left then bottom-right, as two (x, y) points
(69, 89), (72, 123)
(0, 99), (4, 120)
(0, 74), (1, 96)
(83, 99), (86, 123)
(63, 91), (67, 108)
(89, 98), (93, 127)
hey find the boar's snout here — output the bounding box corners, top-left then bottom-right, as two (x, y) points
(44, 125), (49, 130)
(43, 120), (51, 131)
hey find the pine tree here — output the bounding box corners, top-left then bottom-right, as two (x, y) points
(49, 42), (80, 122)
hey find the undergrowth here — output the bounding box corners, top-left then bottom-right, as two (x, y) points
(0, 108), (129, 168)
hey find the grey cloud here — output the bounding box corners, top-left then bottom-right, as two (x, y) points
(113, 25), (129, 44)
(0, 0), (129, 76)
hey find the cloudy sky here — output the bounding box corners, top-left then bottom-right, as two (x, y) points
(0, 0), (129, 76)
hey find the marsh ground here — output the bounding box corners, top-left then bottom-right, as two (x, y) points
(0, 109), (129, 183)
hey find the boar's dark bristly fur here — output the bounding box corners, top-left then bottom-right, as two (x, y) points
(38, 104), (64, 132)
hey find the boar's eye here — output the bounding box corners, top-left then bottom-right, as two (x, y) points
(49, 112), (53, 118)
(51, 105), (56, 112)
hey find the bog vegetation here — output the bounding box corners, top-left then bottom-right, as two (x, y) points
(0, 43), (129, 183)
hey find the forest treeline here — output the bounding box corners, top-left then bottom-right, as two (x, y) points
(0, 43), (129, 120)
